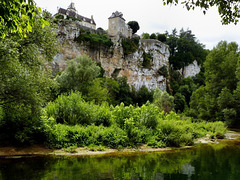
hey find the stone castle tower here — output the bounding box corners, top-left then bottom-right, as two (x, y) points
(108, 11), (132, 39)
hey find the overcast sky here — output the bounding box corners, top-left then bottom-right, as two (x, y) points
(35, 0), (240, 50)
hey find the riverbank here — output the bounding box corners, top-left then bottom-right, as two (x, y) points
(0, 130), (239, 157)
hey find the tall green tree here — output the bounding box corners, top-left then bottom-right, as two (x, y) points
(0, 16), (58, 143)
(153, 88), (175, 113)
(189, 41), (240, 127)
(166, 28), (207, 70)
(56, 55), (100, 95)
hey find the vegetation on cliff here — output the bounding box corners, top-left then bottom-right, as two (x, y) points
(74, 29), (113, 50)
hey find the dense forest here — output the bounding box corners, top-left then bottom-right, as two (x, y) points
(0, 0), (239, 151)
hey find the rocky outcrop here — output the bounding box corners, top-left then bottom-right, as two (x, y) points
(53, 20), (170, 91)
(106, 39), (170, 90)
(183, 60), (201, 78)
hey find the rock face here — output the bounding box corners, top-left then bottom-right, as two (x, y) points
(53, 21), (170, 91)
(109, 39), (170, 90)
(183, 60), (201, 78)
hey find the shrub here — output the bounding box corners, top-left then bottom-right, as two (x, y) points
(44, 91), (113, 126)
(112, 102), (159, 129)
(158, 65), (168, 77)
(44, 124), (128, 149)
(55, 14), (64, 19)
(153, 88), (175, 113)
(75, 30), (113, 49)
(121, 37), (140, 56)
(142, 52), (153, 68)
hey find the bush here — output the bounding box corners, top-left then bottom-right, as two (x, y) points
(112, 102), (159, 129)
(121, 37), (140, 56)
(44, 124), (128, 149)
(44, 91), (113, 126)
(153, 88), (175, 113)
(142, 52), (153, 68)
(42, 93), (227, 149)
(75, 30), (113, 49)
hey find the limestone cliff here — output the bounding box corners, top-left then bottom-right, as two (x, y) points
(183, 60), (201, 78)
(53, 20), (170, 90)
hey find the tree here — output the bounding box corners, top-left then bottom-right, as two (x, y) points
(127, 21), (140, 34)
(150, 33), (157, 39)
(0, 16), (58, 143)
(86, 78), (109, 104)
(157, 33), (167, 42)
(134, 86), (154, 106)
(56, 55), (100, 94)
(163, 0), (240, 24)
(142, 33), (150, 39)
(189, 41), (240, 126)
(116, 77), (133, 106)
(0, 0), (49, 38)
(153, 88), (175, 113)
(166, 28), (207, 70)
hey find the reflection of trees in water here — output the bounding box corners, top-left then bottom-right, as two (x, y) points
(0, 141), (240, 180)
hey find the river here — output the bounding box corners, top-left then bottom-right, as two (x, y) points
(0, 136), (240, 180)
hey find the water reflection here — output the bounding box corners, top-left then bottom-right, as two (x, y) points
(0, 140), (240, 180)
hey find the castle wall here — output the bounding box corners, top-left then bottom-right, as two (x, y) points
(108, 17), (132, 38)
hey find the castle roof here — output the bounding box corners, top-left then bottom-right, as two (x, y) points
(108, 11), (125, 21)
(56, 4), (96, 25)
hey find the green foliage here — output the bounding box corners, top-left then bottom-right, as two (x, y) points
(0, 0), (49, 38)
(112, 102), (159, 130)
(88, 144), (106, 151)
(158, 65), (169, 77)
(55, 14), (64, 20)
(115, 77), (134, 106)
(66, 16), (79, 21)
(121, 37), (140, 56)
(174, 93), (187, 113)
(141, 33), (150, 39)
(86, 78), (109, 104)
(96, 62), (105, 78)
(133, 86), (154, 106)
(157, 33), (167, 42)
(75, 30), (113, 49)
(150, 33), (157, 39)
(44, 124), (128, 148)
(43, 94), (227, 149)
(153, 88), (175, 113)
(64, 145), (77, 153)
(45, 91), (113, 127)
(189, 41), (240, 127)
(56, 55), (100, 94)
(0, 17), (58, 143)
(163, 0), (240, 24)
(166, 28), (207, 70)
(142, 52), (153, 68)
(127, 21), (140, 34)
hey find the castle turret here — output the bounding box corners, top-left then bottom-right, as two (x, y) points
(108, 11), (132, 38)
(67, 2), (76, 12)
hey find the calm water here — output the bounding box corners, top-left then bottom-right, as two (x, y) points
(0, 140), (240, 180)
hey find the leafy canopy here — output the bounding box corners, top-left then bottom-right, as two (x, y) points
(0, 16), (58, 143)
(56, 55), (101, 94)
(189, 41), (240, 127)
(163, 0), (240, 24)
(0, 0), (49, 38)
(127, 21), (140, 34)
